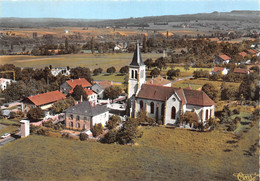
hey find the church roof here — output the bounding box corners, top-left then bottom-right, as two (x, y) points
(183, 88), (215, 106)
(130, 43), (144, 66)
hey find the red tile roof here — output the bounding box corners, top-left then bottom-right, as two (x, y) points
(234, 68), (248, 74)
(66, 78), (91, 89)
(95, 80), (112, 89)
(183, 89), (215, 106)
(218, 54), (231, 61)
(238, 51), (247, 58)
(146, 75), (171, 86)
(212, 67), (224, 72)
(27, 90), (66, 106)
(247, 49), (258, 55)
(84, 88), (95, 96)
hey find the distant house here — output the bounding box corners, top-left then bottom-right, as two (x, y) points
(51, 67), (70, 77)
(233, 68), (249, 75)
(64, 101), (109, 130)
(214, 54), (231, 64)
(238, 51), (248, 58)
(22, 90), (66, 113)
(146, 75), (172, 87)
(84, 88), (97, 103)
(114, 45), (123, 51)
(0, 78), (15, 91)
(247, 49), (260, 57)
(60, 78), (92, 95)
(91, 80), (112, 99)
(210, 67), (229, 75)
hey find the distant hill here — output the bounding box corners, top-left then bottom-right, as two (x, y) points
(0, 10), (259, 28)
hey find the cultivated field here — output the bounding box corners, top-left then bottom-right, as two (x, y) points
(0, 53), (162, 70)
(0, 124), (258, 181)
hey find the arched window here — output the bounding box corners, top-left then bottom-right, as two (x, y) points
(206, 110), (209, 120)
(135, 70), (138, 79)
(171, 106), (176, 119)
(140, 100), (143, 110)
(77, 123), (80, 128)
(70, 122), (73, 127)
(161, 103), (165, 116)
(131, 70), (134, 79)
(76, 116), (80, 121)
(83, 124), (86, 130)
(150, 102), (154, 114)
(70, 114), (73, 120)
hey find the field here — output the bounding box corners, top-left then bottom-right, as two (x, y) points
(0, 53), (162, 70)
(0, 124), (258, 181)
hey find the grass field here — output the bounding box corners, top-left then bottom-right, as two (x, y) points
(0, 125), (258, 181)
(92, 73), (126, 83)
(0, 53), (162, 70)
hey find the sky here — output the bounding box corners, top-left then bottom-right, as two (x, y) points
(0, 0), (259, 19)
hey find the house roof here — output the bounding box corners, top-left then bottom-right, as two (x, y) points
(26, 90), (66, 106)
(0, 78), (12, 84)
(91, 83), (103, 94)
(66, 78), (91, 89)
(234, 68), (248, 74)
(212, 67), (224, 72)
(84, 89), (95, 96)
(238, 51), (248, 58)
(218, 54), (231, 61)
(137, 84), (215, 106)
(183, 89), (215, 106)
(95, 80), (112, 90)
(65, 101), (107, 117)
(130, 43), (144, 66)
(247, 49), (258, 54)
(146, 75), (171, 86)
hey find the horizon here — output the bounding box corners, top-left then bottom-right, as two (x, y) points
(1, 0), (259, 19)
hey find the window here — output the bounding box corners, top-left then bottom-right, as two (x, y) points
(83, 124), (86, 130)
(171, 106), (176, 119)
(76, 116), (80, 121)
(70, 114), (73, 120)
(84, 117), (87, 121)
(135, 70), (138, 79)
(206, 110), (209, 120)
(77, 123), (80, 128)
(150, 102), (154, 114)
(131, 70), (134, 79)
(140, 100), (143, 110)
(70, 122), (73, 127)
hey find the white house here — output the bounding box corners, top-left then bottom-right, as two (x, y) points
(210, 67), (229, 75)
(0, 78), (14, 91)
(51, 67), (70, 77)
(128, 43), (215, 126)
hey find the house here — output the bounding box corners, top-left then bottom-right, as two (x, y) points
(64, 101), (109, 130)
(247, 49), (260, 57)
(233, 68), (249, 74)
(214, 54), (231, 64)
(0, 78), (15, 91)
(210, 67), (229, 75)
(22, 90), (66, 113)
(51, 67), (70, 77)
(84, 88), (97, 103)
(91, 81), (112, 99)
(238, 51), (248, 58)
(128, 43), (215, 126)
(146, 75), (172, 87)
(114, 44), (123, 51)
(60, 78), (92, 95)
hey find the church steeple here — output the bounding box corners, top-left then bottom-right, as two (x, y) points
(130, 42), (144, 66)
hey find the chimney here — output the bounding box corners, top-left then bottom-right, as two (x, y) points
(80, 95), (83, 102)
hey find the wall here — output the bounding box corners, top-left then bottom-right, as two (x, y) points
(92, 111), (109, 127)
(60, 82), (71, 95)
(65, 113), (92, 130)
(164, 94), (182, 125)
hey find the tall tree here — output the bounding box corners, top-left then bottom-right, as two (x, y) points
(71, 85), (87, 101)
(202, 83), (219, 102)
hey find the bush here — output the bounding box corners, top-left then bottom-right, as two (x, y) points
(106, 115), (120, 130)
(90, 123), (104, 137)
(27, 107), (43, 121)
(232, 109), (240, 115)
(107, 66), (116, 74)
(102, 130), (117, 144)
(42, 120), (54, 128)
(116, 118), (139, 145)
(79, 133), (88, 141)
(136, 110), (156, 126)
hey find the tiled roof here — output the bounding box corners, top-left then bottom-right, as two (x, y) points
(136, 84), (182, 102)
(218, 54), (231, 61)
(234, 68), (248, 74)
(146, 75), (171, 86)
(247, 49), (258, 54)
(238, 51), (247, 58)
(183, 89), (215, 106)
(84, 88), (95, 96)
(27, 90), (66, 106)
(66, 78), (91, 89)
(65, 101), (107, 117)
(95, 80), (112, 89)
(212, 67), (224, 72)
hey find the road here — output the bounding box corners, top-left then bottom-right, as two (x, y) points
(171, 76), (193, 84)
(0, 136), (16, 147)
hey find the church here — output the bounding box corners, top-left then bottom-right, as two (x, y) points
(127, 43), (215, 126)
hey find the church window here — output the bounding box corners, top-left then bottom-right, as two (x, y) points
(70, 122), (73, 127)
(70, 114), (73, 120)
(171, 106), (176, 119)
(131, 70), (134, 79)
(77, 123), (80, 128)
(135, 70), (138, 79)
(206, 110), (209, 120)
(150, 102), (154, 114)
(76, 116), (80, 121)
(140, 100), (143, 110)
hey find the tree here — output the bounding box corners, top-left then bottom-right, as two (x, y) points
(51, 97), (75, 114)
(70, 67), (92, 82)
(107, 66), (116, 74)
(71, 85), (87, 101)
(91, 123), (104, 137)
(27, 107), (43, 122)
(184, 63), (190, 71)
(142, 35), (147, 53)
(79, 133), (88, 141)
(106, 115), (120, 130)
(155, 57), (167, 71)
(167, 69), (180, 79)
(202, 83), (219, 102)
(221, 85), (238, 100)
(150, 68), (160, 77)
(104, 85), (122, 100)
(136, 110), (156, 125)
(91, 36), (95, 54)
(119, 66), (129, 74)
(144, 58), (153, 70)
(65, 37), (69, 51)
(93, 68), (103, 76)
(101, 130), (117, 144)
(116, 118), (139, 145)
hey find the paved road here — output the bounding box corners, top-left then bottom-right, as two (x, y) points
(0, 136), (16, 147)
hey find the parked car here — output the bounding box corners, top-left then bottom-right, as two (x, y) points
(1, 133), (10, 139)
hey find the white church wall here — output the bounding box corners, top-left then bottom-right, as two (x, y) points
(165, 94), (182, 125)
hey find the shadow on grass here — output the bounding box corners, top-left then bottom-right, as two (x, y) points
(223, 149), (232, 152)
(226, 140), (238, 144)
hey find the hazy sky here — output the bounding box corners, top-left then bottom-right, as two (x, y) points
(1, 0), (259, 19)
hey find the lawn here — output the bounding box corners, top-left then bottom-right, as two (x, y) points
(0, 125), (19, 136)
(0, 125), (258, 181)
(92, 73), (126, 83)
(0, 119), (21, 126)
